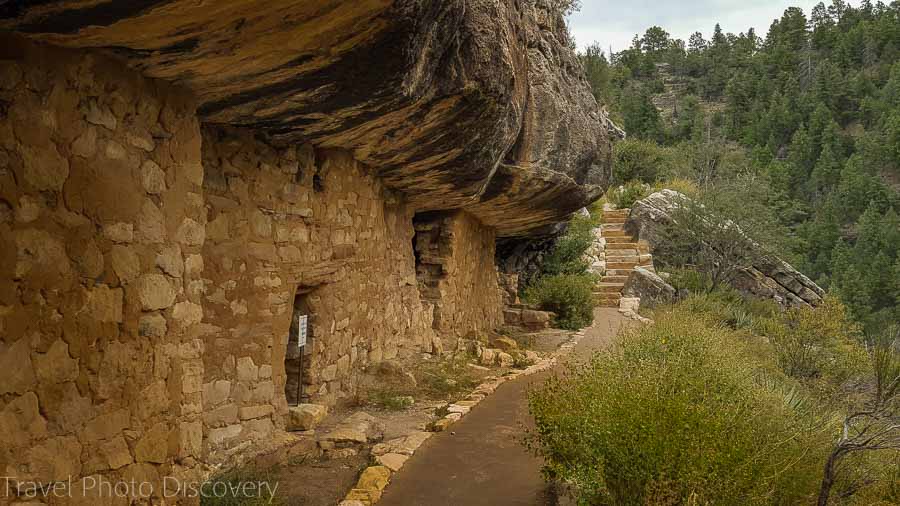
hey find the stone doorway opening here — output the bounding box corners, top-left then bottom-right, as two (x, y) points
(285, 289), (314, 406)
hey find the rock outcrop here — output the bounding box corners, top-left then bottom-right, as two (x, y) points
(622, 267), (676, 307)
(625, 190), (825, 307)
(1, 0), (611, 236)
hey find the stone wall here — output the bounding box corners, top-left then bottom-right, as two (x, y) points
(0, 35), (512, 501)
(199, 127), (436, 461)
(0, 39), (206, 501)
(414, 212), (504, 339)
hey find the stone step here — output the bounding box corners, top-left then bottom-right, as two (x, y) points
(606, 249), (638, 257)
(606, 242), (638, 249)
(595, 283), (624, 293)
(602, 216), (627, 224)
(601, 223), (624, 230)
(607, 261), (638, 270)
(600, 275), (629, 283)
(605, 237), (636, 244)
(603, 209), (630, 218)
(595, 299), (621, 308)
(602, 230), (629, 238)
(605, 269), (634, 277)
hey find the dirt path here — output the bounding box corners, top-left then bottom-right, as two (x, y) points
(378, 308), (626, 506)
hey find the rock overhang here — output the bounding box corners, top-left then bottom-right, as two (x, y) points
(1, 0), (611, 236)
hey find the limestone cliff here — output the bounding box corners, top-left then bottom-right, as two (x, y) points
(1, 0), (611, 235)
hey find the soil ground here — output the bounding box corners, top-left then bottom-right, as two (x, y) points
(378, 308), (626, 506)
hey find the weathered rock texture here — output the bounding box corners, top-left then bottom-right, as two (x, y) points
(414, 211), (504, 338)
(1, 0), (611, 236)
(623, 267), (676, 307)
(625, 190), (825, 307)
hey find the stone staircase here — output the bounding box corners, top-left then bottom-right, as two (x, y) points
(593, 208), (653, 308)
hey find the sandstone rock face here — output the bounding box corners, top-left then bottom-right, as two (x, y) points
(623, 267), (676, 307)
(1, 0), (611, 236)
(625, 190), (825, 307)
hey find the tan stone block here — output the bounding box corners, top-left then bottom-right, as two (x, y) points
(72, 238), (104, 278)
(249, 208), (272, 238)
(202, 379), (231, 406)
(206, 214), (230, 243)
(184, 254), (203, 277)
(203, 403), (239, 427)
(16, 195), (41, 223)
(126, 129), (155, 151)
(14, 229), (71, 280)
(287, 404), (327, 431)
(375, 453), (408, 472)
(207, 424), (242, 446)
(239, 404), (273, 420)
(245, 417), (274, 437)
(25, 436), (82, 481)
(34, 340), (78, 384)
(103, 222), (134, 243)
(176, 218), (205, 246)
(137, 199), (166, 243)
(80, 409), (130, 442)
(100, 435), (133, 470)
(155, 244), (183, 277)
(105, 140), (127, 160)
(110, 245), (141, 283)
(21, 143), (69, 191)
(135, 380), (169, 420)
(133, 422), (169, 463)
(85, 99), (117, 130)
(236, 356), (258, 382)
(0, 339), (36, 395)
(251, 381), (274, 403)
(141, 160), (166, 194)
(71, 125), (98, 158)
(83, 284), (123, 323)
(178, 420), (202, 458)
(138, 313), (167, 338)
(0, 392), (48, 448)
(138, 274), (175, 310)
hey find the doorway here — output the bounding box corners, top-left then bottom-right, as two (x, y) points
(285, 290), (313, 406)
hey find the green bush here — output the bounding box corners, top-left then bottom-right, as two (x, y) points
(541, 214), (597, 276)
(528, 304), (831, 505)
(524, 274), (596, 330)
(758, 296), (868, 390)
(612, 138), (665, 183)
(607, 180), (651, 208)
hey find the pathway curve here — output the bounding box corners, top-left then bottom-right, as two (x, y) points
(378, 308), (626, 506)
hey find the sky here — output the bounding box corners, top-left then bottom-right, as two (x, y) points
(568, 0), (828, 53)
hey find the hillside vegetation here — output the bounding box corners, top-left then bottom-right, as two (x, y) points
(580, 0), (900, 333)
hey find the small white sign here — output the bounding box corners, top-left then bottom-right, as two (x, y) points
(296, 314), (308, 348)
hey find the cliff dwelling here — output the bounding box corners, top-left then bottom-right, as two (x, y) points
(0, 0), (612, 501)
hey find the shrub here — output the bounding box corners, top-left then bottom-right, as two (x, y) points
(528, 305), (831, 505)
(541, 214), (597, 276)
(612, 138), (665, 183)
(524, 274), (596, 330)
(607, 180), (651, 208)
(759, 296), (867, 387)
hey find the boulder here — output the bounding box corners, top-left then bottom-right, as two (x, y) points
(4, 0), (612, 236)
(490, 336), (519, 351)
(625, 190), (825, 307)
(287, 404), (327, 431)
(622, 267), (676, 307)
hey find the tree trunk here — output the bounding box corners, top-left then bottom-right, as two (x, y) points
(818, 449), (841, 506)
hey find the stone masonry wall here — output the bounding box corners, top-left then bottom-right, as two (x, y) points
(0, 38), (206, 503)
(414, 212), (504, 339)
(0, 35), (510, 499)
(199, 127), (435, 462)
